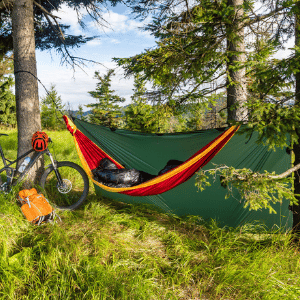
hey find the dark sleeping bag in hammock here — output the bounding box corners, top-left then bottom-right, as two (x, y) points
(158, 159), (184, 175)
(92, 158), (156, 188)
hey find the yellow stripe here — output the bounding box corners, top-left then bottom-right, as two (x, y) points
(72, 125), (239, 193)
(66, 117), (77, 134)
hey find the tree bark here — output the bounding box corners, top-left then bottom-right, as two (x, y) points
(292, 3), (300, 233)
(226, 0), (248, 123)
(12, 0), (43, 185)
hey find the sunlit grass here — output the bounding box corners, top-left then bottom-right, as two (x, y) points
(0, 128), (300, 299)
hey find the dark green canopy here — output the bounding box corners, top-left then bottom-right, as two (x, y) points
(74, 118), (293, 230)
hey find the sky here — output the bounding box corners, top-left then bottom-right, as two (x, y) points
(36, 3), (156, 111)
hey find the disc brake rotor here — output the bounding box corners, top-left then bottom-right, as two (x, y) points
(57, 179), (72, 194)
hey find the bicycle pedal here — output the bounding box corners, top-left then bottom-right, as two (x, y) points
(0, 182), (11, 193)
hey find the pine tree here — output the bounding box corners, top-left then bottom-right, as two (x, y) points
(125, 75), (158, 132)
(76, 105), (87, 121)
(86, 69), (125, 128)
(125, 75), (187, 133)
(40, 84), (65, 130)
(0, 54), (16, 127)
(0, 76), (16, 127)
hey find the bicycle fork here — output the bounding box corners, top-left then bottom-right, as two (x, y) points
(47, 150), (63, 187)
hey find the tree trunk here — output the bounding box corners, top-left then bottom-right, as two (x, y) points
(12, 0), (43, 185)
(226, 0), (247, 123)
(292, 4), (300, 234)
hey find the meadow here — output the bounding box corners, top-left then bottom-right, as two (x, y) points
(0, 129), (300, 299)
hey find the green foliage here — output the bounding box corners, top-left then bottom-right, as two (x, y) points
(115, 0), (255, 103)
(241, 31), (300, 149)
(0, 1), (123, 60)
(40, 84), (65, 130)
(195, 165), (298, 214)
(0, 55), (15, 127)
(124, 74), (158, 132)
(0, 76), (16, 127)
(125, 75), (210, 133)
(75, 105), (88, 121)
(184, 103), (206, 131)
(86, 70), (125, 128)
(241, 102), (300, 150)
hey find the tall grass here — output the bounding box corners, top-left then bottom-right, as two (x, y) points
(0, 129), (300, 299)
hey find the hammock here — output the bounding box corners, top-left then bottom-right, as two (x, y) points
(63, 115), (239, 196)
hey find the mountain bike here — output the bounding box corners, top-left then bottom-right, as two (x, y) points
(0, 133), (89, 210)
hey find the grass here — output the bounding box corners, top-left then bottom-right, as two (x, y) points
(0, 128), (300, 299)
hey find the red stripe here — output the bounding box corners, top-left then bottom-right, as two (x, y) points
(63, 115), (75, 134)
(63, 116), (123, 169)
(74, 130), (123, 170)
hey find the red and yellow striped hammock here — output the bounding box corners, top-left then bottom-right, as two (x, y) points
(63, 115), (239, 196)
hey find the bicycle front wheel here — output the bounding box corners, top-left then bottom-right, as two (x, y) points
(40, 161), (89, 210)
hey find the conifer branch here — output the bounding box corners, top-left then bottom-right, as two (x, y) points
(33, 1), (60, 20)
(33, 1), (65, 41)
(0, 0), (13, 10)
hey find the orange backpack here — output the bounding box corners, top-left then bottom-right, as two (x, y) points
(18, 188), (60, 225)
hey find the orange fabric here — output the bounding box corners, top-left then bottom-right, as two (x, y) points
(18, 188), (38, 204)
(19, 189), (53, 224)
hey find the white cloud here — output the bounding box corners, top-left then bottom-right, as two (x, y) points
(110, 39), (121, 44)
(36, 54), (134, 110)
(54, 4), (86, 35)
(51, 5), (154, 44)
(86, 38), (102, 46)
(100, 11), (128, 33)
(89, 10), (151, 37)
(35, 5), (156, 112)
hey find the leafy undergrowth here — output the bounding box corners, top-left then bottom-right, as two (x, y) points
(0, 129), (300, 299)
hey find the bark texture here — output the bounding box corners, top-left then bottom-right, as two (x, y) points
(226, 0), (248, 122)
(12, 0), (43, 184)
(292, 4), (300, 233)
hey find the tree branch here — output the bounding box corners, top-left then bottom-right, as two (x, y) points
(33, 1), (65, 41)
(201, 161), (300, 181)
(33, 1), (60, 20)
(269, 163), (300, 179)
(244, 6), (287, 28)
(0, 0), (13, 10)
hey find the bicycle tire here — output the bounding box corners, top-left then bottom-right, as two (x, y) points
(40, 161), (89, 210)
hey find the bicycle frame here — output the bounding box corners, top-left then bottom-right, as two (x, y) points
(0, 140), (62, 190)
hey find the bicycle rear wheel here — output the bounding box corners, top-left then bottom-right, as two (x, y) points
(40, 161), (89, 210)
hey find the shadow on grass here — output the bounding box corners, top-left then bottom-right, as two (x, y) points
(70, 191), (294, 251)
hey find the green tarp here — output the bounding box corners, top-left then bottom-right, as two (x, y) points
(74, 118), (293, 229)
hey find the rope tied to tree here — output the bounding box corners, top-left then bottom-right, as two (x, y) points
(14, 70), (65, 121)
